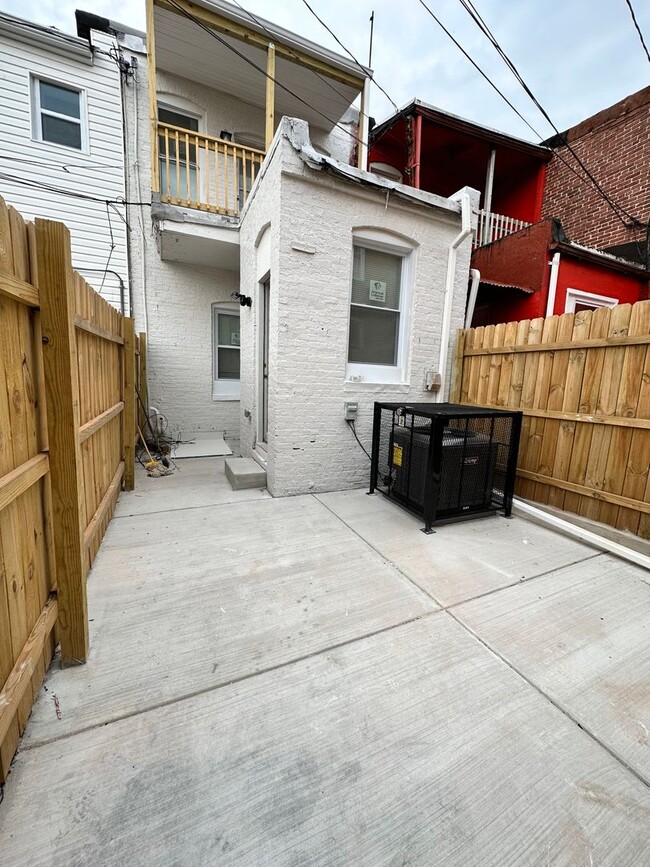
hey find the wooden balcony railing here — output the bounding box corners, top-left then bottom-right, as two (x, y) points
(474, 209), (531, 248)
(157, 122), (266, 216)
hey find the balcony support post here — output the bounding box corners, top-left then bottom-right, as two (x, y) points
(265, 42), (276, 151)
(147, 0), (160, 193)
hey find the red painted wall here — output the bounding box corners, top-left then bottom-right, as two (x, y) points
(553, 256), (649, 315)
(369, 114), (549, 223)
(470, 219), (649, 325)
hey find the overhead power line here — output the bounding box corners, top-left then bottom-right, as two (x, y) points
(165, 0), (368, 152)
(298, 0), (400, 113)
(231, 0), (354, 107)
(623, 0), (650, 63)
(447, 0), (642, 228)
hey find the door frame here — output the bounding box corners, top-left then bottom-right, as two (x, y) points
(256, 274), (270, 453)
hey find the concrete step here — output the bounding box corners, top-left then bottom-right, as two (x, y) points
(225, 457), (267, 491)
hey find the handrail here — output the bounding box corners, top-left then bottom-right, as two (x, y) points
(474, 209), (530, 248)
(157, 121), (266, 158)
(157, 122), (266, 215)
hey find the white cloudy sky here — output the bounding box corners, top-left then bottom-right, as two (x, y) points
(6, 0), (650, 141)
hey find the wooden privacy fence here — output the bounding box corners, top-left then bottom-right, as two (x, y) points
(0, 197), (143, 780)
(451, 299), (650, 539)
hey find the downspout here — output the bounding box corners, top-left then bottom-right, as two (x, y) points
(437, 191), (472, 401)
(465, 268), (480, 328)
(546, 251), (561, 317)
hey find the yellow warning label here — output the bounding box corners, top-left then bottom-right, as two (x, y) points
(392, 444), (403, 467)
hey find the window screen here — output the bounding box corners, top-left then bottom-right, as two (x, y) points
(348, 246), (402, 365)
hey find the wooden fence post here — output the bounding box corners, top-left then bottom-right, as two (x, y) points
(35, 219), (88, 664)
(139, 331), (148, 432)
(449, 328), (465, 403)
(123, 317), (136, 491)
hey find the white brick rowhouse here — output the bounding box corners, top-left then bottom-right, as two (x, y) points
(239, 119), (478, 496)
(121, 32), (358, 447)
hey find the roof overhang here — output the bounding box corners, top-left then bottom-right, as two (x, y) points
(480, 279), (534, 294)
(372, 99), (552, 161)
(0, 12), (92, 59)
(153, 0), (368, 132)
(552, 240), (650, 278)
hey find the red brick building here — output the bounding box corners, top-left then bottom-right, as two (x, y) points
(542, 86), (650, 266)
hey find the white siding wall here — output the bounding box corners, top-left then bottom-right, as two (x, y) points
(0, 26), (128, 310)
(240, 121), (477, 496)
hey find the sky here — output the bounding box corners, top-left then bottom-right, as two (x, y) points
(5, 0), (650, 142)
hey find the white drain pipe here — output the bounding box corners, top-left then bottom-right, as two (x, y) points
(465, 268), (481, 328)
(545, 251), (561, 317)
(437, 190), (473, 401)
(513, 498), (650, 570)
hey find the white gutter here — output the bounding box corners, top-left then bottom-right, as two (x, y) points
(465, 268), (481, 328)
(545, 251), (561, 317)
(437, 190), (473, 401)
(514, 498), (650, 571)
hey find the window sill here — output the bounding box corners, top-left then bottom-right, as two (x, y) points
(343, 381), (410, 393)
(212, 395), (241, 402)
(30, 136), (87, 155)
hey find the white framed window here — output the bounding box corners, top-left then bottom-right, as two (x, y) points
(158, 103), (203, 202)
(212, 305), (241, 400)
(564, 288), (619, 313)
(31, 77), (86, 151)
(346, 231), (414, 384)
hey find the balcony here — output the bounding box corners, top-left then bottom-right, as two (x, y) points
(474, 209), (530, 248)
(157, 122), (265, 217)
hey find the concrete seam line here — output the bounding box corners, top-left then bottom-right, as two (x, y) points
(313, 494), (604, 611)
(19, 609), (442, 753)
(445, 608), (650, 790)
(112, 495), (272, 519)
(442, 551), (604, 612)
(311, 493), (445, 608)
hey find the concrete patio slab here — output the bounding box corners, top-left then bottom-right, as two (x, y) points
(2, 616), (649, 867)
(22, 494), (436, 747)
(454, 553), (650, 784)
(114, 456), (270, 518)
(316, 489), (598, 606)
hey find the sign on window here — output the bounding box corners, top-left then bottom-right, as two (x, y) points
(369, 280), (387, 302)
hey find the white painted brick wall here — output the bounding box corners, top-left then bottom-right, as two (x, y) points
(122, 49), (356, 447)
(123, 49), (242, 445)
(240, 120), (477, 496)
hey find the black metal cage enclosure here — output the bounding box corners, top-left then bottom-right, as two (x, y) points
(369, 403), (522, 533)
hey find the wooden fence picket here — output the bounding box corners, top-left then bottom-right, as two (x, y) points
(452, 299), (650, 538)
(0, 200), (144, 780)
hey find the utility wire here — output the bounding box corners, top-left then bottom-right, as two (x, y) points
(0, 171), (150, 207)
(231, 0), (353, 107)
(449, 0), (641, 227)
(298, 0), (400, 113)
(166, 0), (369, 152)
(623, 0), (650, 63)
